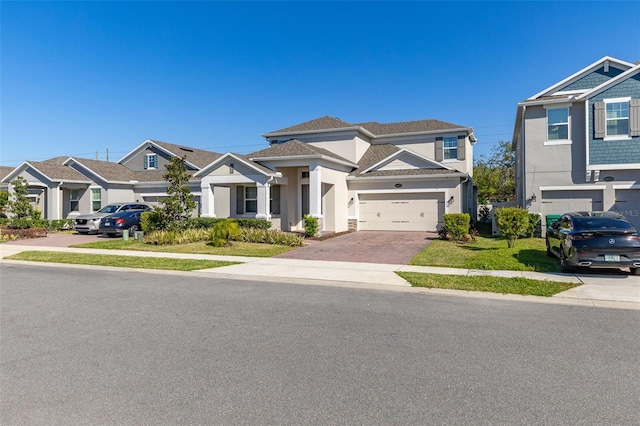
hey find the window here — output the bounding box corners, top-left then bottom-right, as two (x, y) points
(547, 108), (569, 140)
(301, 171), (310, 179)
(245, 187), (257, 213)
(70, 189), (80, 212)
(443, 136), (457, 160)
(91, 188), (101, 211)
(144, 153), (158, 169)
(270, 185), (281, 215)
(606, 101), (629, 137)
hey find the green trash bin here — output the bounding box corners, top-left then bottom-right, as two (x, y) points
(122, 229), (129, 240)
(545, 214), (562, 228)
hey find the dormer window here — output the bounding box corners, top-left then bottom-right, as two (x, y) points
(144, 154), (158, 169)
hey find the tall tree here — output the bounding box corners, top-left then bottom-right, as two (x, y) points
(156, 155), (196, 229)
(473, 140), (515, 204)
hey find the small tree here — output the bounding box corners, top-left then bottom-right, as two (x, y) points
(494, 207), (529, 248)
(440, 213), (471, 242)
(7, 176), (40, 228)
(156, 156), (197, 230)
(0, 189), (9, 218)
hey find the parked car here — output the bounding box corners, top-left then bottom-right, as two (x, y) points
(99, 210), (146, 237)
(74, 203), (151, 234)
(546, 211), (640, 275)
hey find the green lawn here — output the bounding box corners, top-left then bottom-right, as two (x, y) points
(398, 272), (577, 297)
(70, 239), (294, 257)
(6, 251), (239, 271)
(411, 236), (559, 272)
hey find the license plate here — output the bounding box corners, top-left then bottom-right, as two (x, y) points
(104, 222), (110, 226)
(604, 255), (620, 262)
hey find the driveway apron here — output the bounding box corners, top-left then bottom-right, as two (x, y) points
(275, 231), (437, 264)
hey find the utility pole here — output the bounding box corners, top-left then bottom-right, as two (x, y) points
(95, 151), (99, 160)
(106, 148), (110, 162)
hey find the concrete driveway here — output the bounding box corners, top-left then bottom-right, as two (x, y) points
(275, 231), (438, 264)
(5, 232), (109, 247)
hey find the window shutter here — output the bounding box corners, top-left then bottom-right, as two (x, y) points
(457, 136), (466, 161)
(594, 102), (605, 138)
(435, 137), (443, 162)
(630, 99), (640, 137)
(144, 155), (149, 169)
(270, 185), (281, 215)
(236, 186), (244, 214)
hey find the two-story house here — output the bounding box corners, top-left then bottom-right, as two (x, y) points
(3, 116), (477, 233)
(197, 116), (477, 233)
(512, 56), (640, 232)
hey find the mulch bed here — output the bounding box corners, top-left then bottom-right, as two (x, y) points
(0, 226), (48, 239)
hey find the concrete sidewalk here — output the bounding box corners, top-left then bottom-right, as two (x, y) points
(1, 243), (638, 309)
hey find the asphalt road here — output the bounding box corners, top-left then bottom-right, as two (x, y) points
(2, 264), (639, 425)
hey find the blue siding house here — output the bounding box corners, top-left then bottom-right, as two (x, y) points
(512, 56), (640, 231)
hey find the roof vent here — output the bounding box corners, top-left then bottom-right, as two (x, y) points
(179, 147), (194, 152)
(604, 60), (609, 73)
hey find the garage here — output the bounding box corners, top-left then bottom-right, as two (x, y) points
(358, 192), (444, 231)
(541, 190), (603, 217)
(614, 189), (640, 229)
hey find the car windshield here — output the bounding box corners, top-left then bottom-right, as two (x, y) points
(97, 205), (122, 214)
(573, 217), (635, 231)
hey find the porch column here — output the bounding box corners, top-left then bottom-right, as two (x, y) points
(200, 181), (216, 218)
(48, 184), (62, 220)
(255, 182), (271, 220)
(309, 164), (323, 220)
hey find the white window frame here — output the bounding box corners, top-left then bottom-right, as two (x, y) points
(604, 97), (631, 141)
(545, 106), (571, 145)
(70, 189), (80, 212)
(90, 188), (101, 212)
(145, 153), (158, 169)
(245, 186), (257, 214)
(442, 136), (458, 161)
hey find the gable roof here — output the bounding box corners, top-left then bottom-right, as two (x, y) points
(0, 166), (15, 182)
(576, 63), (640, 100)
(249, 139), (357, 167)
(526, 56), (636, 102)
(117, 139), (222, 170)
(194, 152), (277, 178)
(3, 158), (89, 183)
(263, 116), (472, 139)
(350, 144), (457, 178)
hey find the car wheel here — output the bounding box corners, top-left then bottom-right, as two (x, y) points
(546, 238), (554, 257)
(631, 268), (640, 276)
(128, 225), (138, 233)
(560, 249), (575, 274)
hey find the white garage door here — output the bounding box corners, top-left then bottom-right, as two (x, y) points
(614, 189), (640, 229)
(358, 193), (444, 231)
(541, 190), (603, 217)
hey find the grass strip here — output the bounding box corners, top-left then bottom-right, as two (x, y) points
(410, 236), (560, 272)
(5, 251), (239, 271)
(70, 239), (292, 257)
(397, 271), (578, 297)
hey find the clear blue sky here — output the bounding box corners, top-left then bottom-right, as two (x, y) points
(2, 1), (639, 167)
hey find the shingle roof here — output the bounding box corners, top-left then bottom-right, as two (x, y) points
(265, 116), (468, 137)
(26, 159), (89, 181)
(0, 166), (15, 182)
(249, 139), (354, 164)
(355, 168), (460, 178)
(69, 158), (139, 181)
(354, 119), (466, 135)
(266, 116), (354, 134)
(149, 140), (222, 169)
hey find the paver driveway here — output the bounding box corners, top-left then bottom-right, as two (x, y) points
(275, 231), (437, 264)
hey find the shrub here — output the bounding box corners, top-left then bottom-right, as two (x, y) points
(140, 211), (163, 232)
(210, 218), (240, 247)
(303, 215), (318, 237)
(440, 213), (471, 242)
(495, 207), (530, 248)
(235, 228), (304, 246)
(524, 213), (540, 238)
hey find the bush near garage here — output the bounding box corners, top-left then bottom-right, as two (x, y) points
(495, 207), (530, 248)
(144, 226), (303, 247)
(439, 213), (474, 242)
(140, 211), (272, 233)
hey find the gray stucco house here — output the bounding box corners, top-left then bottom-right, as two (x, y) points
(512, 56), (640, 232)
(2, 116), (478, 233)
